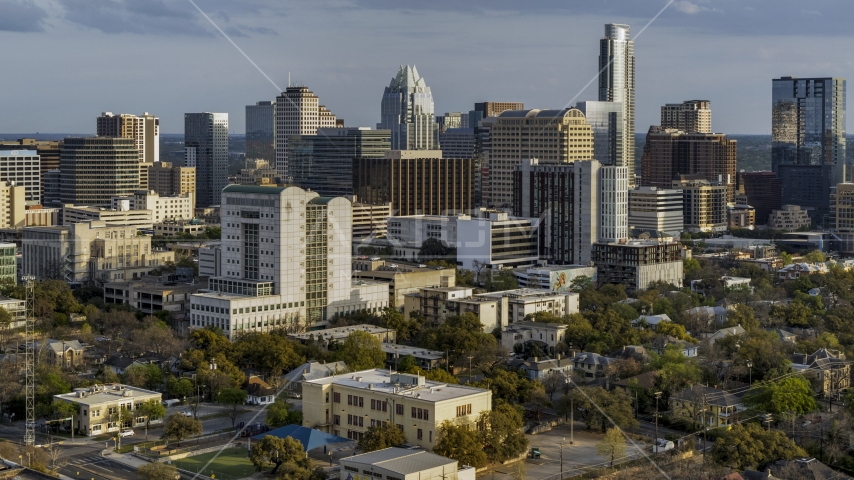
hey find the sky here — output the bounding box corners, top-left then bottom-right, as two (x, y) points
(2, 0), (854, 135)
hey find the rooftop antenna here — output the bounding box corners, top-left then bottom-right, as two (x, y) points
(288, 72), (290, 88)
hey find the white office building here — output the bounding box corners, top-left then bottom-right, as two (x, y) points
(628, 186), (684, 236)
(0, 150), (40, 205)
(189, 185), (388, 337)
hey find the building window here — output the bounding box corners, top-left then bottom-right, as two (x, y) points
(396, 404), (404, 415)
(333, 392), (340, 403)
(417, 428), (423, 440)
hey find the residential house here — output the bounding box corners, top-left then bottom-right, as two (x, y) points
(287, 325), (396, 347)
(670, 385), (746, 428)
(508, 355), (573, 381)
(790, 349), (851, 399)
(281, 361), (348, 398)
(245, 376), (276, 405)
(37, 339), (85, 368)
(743, 458), (853, 480)
(104, 354), (146, 375)
(613, 371), (659, 394)
(572, 352), (617, 383)
(632, 314), (672, 330)
(609, 345), (651, 364)
(340, 448), (476, 480)
(771, 328), (797, 344)
(777, 263), (829, 281)
(705, 325), (746, 346)
(686, 306), (728, 327)
(650, 336), (699, 358)
(500, 322), (568, 355)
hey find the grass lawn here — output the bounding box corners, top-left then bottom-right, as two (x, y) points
(172, 447), (257, 479)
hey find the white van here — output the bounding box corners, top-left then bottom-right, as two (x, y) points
(162, 399), (181, 408)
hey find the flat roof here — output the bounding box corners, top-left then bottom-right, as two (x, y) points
(55, 384), (160, 406)
(305, 369), (489, 403)
(288, 324), (392, 341)
(344, 448), (456, 475)
(380, 343), (444, 360)
(222, 184), (287, 194)
(477, 288), (569, 300)
(0, 150), (39, 157)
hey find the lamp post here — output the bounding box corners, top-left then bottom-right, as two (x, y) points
(467, 355), (474, 384)
(209, 360), (217, 402)
(560, 437), (567, 479)
(654, 392), (663, 446)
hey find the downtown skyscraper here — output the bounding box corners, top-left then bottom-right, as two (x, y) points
(97, 112), (160, 163)
(275, 86), (339, 180)
(185, 112), (228, 208)
(246, 101), (275, 162)
(377, 65), (438, 151)
(772, 77), (846, 224)
(598, 24), (635, 181)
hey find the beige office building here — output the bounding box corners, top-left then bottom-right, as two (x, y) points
(673, 175), (728, 232)
(275, 86), (340, 179)
(0, 182), (25, 229)
(661, 100), (712, 133)
(769, 204), (811, 232)
(148, 162), (196, 206)
(488, 108), (594, 208)
(54, 384), (162, 436)
(97, 112), (160, 163)
(23, 221), (174, 283)
(302, 370), (491, 449)
(235, 159), (278, 185)
(62, 205), (154, 228)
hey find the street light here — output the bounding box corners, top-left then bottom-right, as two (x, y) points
(654, 392), (663, 446)
(746, 360), (753, 385)
(467, 355), (474, 384)
(559, 437), (568, 479)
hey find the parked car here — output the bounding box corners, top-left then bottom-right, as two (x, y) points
(119, 429), (135, 437)
(181, 411), (193, 417)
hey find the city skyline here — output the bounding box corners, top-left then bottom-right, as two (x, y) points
(2, 1), (854, 134)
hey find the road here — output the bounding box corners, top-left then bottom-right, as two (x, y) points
(59, 447), (143, 480)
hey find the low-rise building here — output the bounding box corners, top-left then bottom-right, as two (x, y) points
(0, 296), (26, 328)
(628, 186), (684, 237)
(198, 244), (221, 277)
(382, 344), (444, 371)
(339, 448), (475, 480)
(571, 352), (617, 383)
(62, 204), (154, 228)
(287, 324), (396, 347)
(509, 355), (573, 380)
(778, 262), (829, 281)
(475, 288), (579, 325)
(54, 383), (163, 436)
(768, 204), (811, 232)
(790, 349), (850, 399)
(153, 219), (211, 237)
(245, 376), (276, 405)
(282, 361), (349, 398)
(650, 335), (698, 357)
(37, 339), (85, 368)
(130, 190), (194, 223)
(103, 276), (206, 318)
(350, 198), (392, 240)
(670, 385), (746, 429)
(686, 306), (728, 327)
(673, 175), (728, 233)
(728, 204), (755, 230)
(632, 314), (672, 330)
(501, 321), (568, 354)
(352, 259), (456, 308)
(705, 325), (746, 346)
(592, 238), (685, 291)
(511, 265), (597, 291)
(302, 369), (492, 449)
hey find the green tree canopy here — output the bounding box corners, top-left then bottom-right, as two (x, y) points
(266, 400), (303, 428)
(218, 388), (248, 427)
(433, 421), (487, 468)
(478, 401), (529, 462)
(743, 376), (817, 415)
(161, 413), (202, 445)
(358, 422), (407, 453)
(250, 435), (309, 472)
(563, 387), (637, 433)
(597, 427), (627, 468)
(136, 400), (166, 431)
(711, 422), (806, 470)
(137, 462), (178, 480)
(336, 330), (386, 371)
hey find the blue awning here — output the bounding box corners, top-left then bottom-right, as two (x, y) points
(251, 425), (351, 451)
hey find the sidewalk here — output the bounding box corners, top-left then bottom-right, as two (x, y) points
(102, 448), (153, 468)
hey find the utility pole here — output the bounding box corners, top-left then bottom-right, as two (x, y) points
(654, 392), (662, 446)
(701, 394), (707, 464)
(746, 360), (752, 385)
(570, 397), (574, 445)
(560, 438), (565, 479)
(467, 355), (474, 384)
(23, 276), (35, 447)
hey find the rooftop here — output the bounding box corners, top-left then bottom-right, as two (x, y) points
(477, 288), (571, 300)
(304, 369), (490, 403)
(380, 343), (444, 360)
(503, 321), (567, 331)
(344, 447), (457, 475)
(288, 324), (393, 341)
(55, 384), (160, 406)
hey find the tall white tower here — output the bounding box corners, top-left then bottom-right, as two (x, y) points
(598, 24), (635, 183)
(378, 65), (438, 151)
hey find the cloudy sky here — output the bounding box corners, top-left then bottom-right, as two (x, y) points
(2, 0), (853, 134)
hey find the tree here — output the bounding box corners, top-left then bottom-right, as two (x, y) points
(711, 423), (805, 470)
(137, 462), (178, 480)
(569, 275), (594, 292)
(21, 445), (49, 472)
(597, 427), (627, 468)
(161, 413), (202, 445)
(397, 355), (418, 373)
(358, 422), (407, 453)
(743, 376), (817, 415)
(137, 399), (167, 434)
(266, 400), (303, 428)
(337, 331), (386, 371)
(541, 372), (564, 400)
(478, 402), (529, 463)
(433, 421), (487, 468)
(723, 304), (760, 331)
(803, 250), (827, 264)
(485, 271), (518, 292)
(564, 387), (638, 433)
(166, 377), (193, 399)
(379, 307), (421, 342)
(408, 367), (459, 384)
(218, 388), (248, 428)
(250, 435), (309, 472)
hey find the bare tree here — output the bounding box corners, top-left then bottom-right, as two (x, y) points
(541, 372), (564, 400)
(44, 442), (67, 472)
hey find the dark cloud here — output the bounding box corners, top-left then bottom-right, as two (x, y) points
(335, 0), (854, 37)
(0, 0), (48, 32)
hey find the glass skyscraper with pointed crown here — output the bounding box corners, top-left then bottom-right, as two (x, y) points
(598, 24), (635, 182)
(378, 65), (438, 150)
